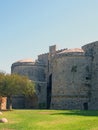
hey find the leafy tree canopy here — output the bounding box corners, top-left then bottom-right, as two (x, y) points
(0, 73), (36, 110)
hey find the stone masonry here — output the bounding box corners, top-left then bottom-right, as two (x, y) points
(11, 41), (98, 110)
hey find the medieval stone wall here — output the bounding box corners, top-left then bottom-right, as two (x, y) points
(11, 62), (46, 82)
(50, 52), (92, 109)
(11, 41), (98, 110)
(11, 60), (47, 109)
(82, 41), (98, 110)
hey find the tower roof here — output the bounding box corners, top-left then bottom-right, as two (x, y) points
(16, 58), (34, 63)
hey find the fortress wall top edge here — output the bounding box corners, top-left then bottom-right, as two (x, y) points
(53, 52), (84, 58)
(82, 41), (98, 50)
(82, 41), (98, 56)
(11, 61), (46, 69)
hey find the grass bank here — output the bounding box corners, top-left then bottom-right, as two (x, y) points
(0, 110), (98, 130)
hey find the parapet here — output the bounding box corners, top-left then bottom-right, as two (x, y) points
(38, 53), (49, 65)
(11, 58), (35, 67)
(82, 41), (98, 56)
(55, 48), (84, 58)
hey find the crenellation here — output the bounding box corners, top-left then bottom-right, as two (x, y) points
(54, 52), (84, 58)
(11, 41), (98, 110)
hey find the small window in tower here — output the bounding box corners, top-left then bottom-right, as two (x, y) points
(71, 65), (77, 72)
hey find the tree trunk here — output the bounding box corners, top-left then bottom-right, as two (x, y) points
(8, 96), (12, 110)
(0, 97), (2, 110)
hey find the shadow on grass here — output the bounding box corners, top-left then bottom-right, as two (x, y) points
(1, 109), (98, 117)
(50, 110), (98, 117)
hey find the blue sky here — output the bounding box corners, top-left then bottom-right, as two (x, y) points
(0, 0), (98, 73)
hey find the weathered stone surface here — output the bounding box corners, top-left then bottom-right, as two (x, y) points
(0, 97), (7, 110)
(0, 118), (8, 123)
(11, 57), (47, 109)
(11, 41), (98, 110)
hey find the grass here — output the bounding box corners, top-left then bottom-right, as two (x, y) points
(0, 110), (98, 130)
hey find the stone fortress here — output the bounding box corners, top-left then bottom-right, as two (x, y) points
(11, 41), (98, 110)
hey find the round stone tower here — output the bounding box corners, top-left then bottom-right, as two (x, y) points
(50, 48), (91, 110)
(11, 58), (47, 109)
(11, 59), (45, 82)
(82, 41), (98, 110)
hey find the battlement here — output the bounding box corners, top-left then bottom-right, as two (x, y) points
(52, 48), (84, 58)
(56, 48), (68, 53)
(11, 41), (98, 110)
(55, 52), (84, 58)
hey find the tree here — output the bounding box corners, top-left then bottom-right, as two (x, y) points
(0, 72), (6, 110)
(0, 73), (35, 110)
(21, 78), (36, 97)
